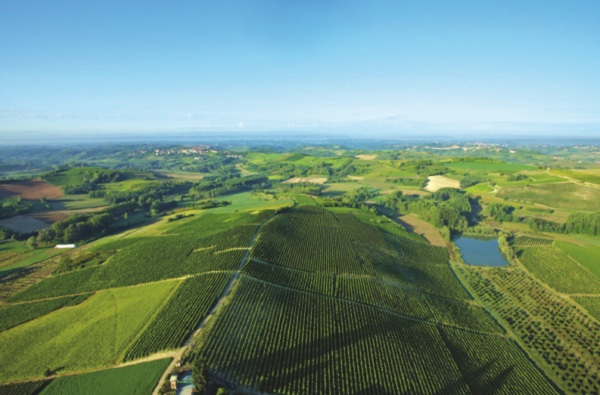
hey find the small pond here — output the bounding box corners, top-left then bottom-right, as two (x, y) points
(454, 236), (508, 267)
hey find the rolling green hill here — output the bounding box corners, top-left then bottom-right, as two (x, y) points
(1, 146), (599, 395)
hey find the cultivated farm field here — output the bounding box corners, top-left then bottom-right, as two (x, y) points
(1, 145), (599, 395)
(40, 358), (171, 395)
(0, 281), (177, 381)
(0, 179), (63, 200)
(497, 182), (600, 211)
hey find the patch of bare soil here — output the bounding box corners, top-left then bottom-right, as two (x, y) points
(30, 206), (109, 224)
(160, 172), (205, 181)
(396, 214), (446, 247)
(284, 177), (327, 184)
(424, 175), (460, 192)
(355, 154), (378, 160)
(0, 179), (63, 200)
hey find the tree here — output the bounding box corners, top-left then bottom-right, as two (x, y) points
(192, 358), (208, 392)
(27, 236), (37, 249)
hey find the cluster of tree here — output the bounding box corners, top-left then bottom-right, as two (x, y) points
(318, 187), (378, 211)
(0, 226), (14, 240)
(150, 200), (178, 216)
(459, 175), (487, 188)
(191, 171), (270, 199)
(526, 217), (565, 233)
(249, 157), (370, 183)
(279, 182), (323, 196)
(498, 232), (516, 260)
(396, 160), (449, 177)
(44, 167), (129, 195)
(179, 154), (237, 173)
(33, 180), (187, 244)
(507, 173), (529, 182)
(246, 160), (304, 179)
(103, 181), (191, 205)
(384, 188), (472, 231)
(430, 188), (472, 214)
(488, 203), (515, 222)
(0, 196), (32, 219)
(325, 159), (370, 182)
(564, 212), (600, 235)
(37, 212), (113, 243)
(54, 250), (111, 274)
(526, 212), (600, 235)
(385, 177), (427, 187)
(193, 200), (232, 209)
(166, 213), (194, 223)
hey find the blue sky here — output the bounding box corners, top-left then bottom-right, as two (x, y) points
(1, 1), (599, 136)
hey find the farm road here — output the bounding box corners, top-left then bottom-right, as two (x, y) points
(152, 213), (277, 395)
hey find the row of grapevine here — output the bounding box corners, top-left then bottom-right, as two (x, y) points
(512, 235), (554, 247)
(0, 294), (91, 332)
(335, 276), (501, 333)
(458, 265), (600, 395)
(496, 182), (600, 211)
(193, 276), (471, 395)
(427, 297), (502, 334)
(251, 207), (469, 301)
(242, 260), (335, 296)
(572, 296), (600, 322)
(439, 327), (559, 394)
(413, 263), (471, 300)
(285, 205), (341, 227)
(0, 380), (50, 395)
(123, 272), (231, 361)
(164, 211), (273, 236)
(386, 234), (449, 266)
(251, 211), (375, 275)
(335, 276), (430, 320)
(556, 240), (600, 279)
(11, 213), (264, 302)
(518, 246), (600, 294)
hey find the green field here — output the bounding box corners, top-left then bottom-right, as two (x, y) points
(555, 240), (600, 279)
(446, 161), (535, 173)
(40, 359), (171, 395)
(195, 191), (294, 213)
(465, 183), (494, 194)
(457, 265), (599, 395)
(10, 211), (271, 301)
(193, 276), (555, 394)
(512, 235), (554, 247)
(572, 296), (600, 321)
(124, 272), (232, 361)
(0, 281), (177, 381)
(0, 244), (65, 278)
(2, 147), (599, 394)
(551, 168), (600, 185)
(518, 246), (600, 294)
(0, 380), (50, 395)
(0, 294), (90, 331)
(497, 182), (600, 211)
(53, 195), (107, 210)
